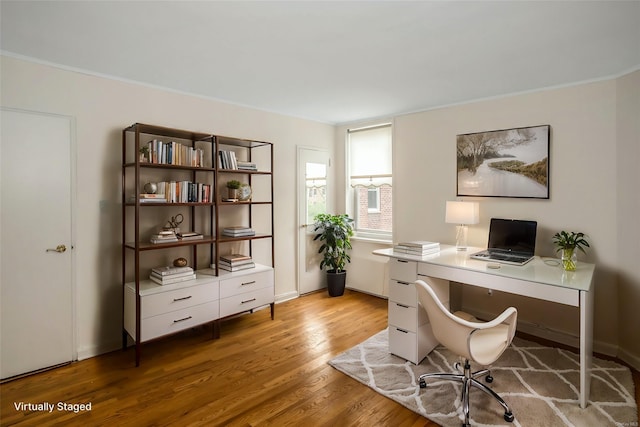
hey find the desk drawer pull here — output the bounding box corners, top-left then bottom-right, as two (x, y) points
(173, 295), (192, 302)
(396, 303), (409, 308)
(173, 315), (192, 323)
(241, 280), (256, 286)
(397, 281), (411, 286)
(396, 259), (409, 264)
(241, 298), (257, 304)
(395, 328), (409, 334)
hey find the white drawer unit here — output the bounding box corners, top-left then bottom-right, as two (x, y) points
(124, 273), (220, 343)
(387, 258), (449, 364)
(219, 265), (275, 319)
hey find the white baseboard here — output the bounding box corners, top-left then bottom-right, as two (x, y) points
(77, 341), (121, 361)
(276, 291), (298, 304)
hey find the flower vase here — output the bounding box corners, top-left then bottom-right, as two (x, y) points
(561, 248), (578, 271)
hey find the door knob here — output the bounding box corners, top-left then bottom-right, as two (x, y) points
(46, 244), (67, 253)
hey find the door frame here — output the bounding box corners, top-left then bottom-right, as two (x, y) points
(1, 107), (78, 374)
(296, 146), (331, 296)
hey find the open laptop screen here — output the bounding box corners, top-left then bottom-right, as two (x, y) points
(488, 218), (537, 255)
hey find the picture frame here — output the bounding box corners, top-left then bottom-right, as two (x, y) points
(456, 124), (550, 199)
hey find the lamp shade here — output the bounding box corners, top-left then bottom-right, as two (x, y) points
(445, 201), (479, 225)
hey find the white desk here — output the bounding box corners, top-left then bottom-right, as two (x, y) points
(374, 245), (595, 409)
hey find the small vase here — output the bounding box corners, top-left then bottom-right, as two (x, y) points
(561, 248), (578, 271)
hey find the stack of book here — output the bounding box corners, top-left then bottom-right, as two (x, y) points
(217, 254), (255, 272)
(222, 226), (255, 237)
(218, 150), (238, 169)
(150, 230), (178, 244)
(393, 241), (440, 256)
(177, 231), (204, 241)
(130, 193), (167, 203)
(236, 161), (257, 171)
(149, 265), (196, 285)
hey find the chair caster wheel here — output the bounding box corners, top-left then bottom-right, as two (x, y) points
(504, 412), (514, 422)
(419, 380), (426, 388)
(485, 375), (493, 383)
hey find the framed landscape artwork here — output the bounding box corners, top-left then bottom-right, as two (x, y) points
(456, 125), (550, 199)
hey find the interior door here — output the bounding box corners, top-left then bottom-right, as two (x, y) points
(297, 147), (331, 295)
(1, 108), (75, 379)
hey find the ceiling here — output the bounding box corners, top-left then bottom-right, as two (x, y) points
(1, 1), (639, 124)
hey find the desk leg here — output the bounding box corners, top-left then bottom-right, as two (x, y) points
(579, 289), (594, 409)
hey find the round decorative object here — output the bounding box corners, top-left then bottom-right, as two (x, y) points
(173, 257), (188, 267)
(239, 184), (252, 201)
(143, 182), (158, 194)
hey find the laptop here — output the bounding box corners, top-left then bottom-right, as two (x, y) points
(471, 218), (537, 266)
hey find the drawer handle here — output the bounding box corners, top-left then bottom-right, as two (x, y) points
(241, 281), (256, 286)
(397, 259), (409, 264)
(173, 295), (192, 302)
(396, 328), (409, 334)
(173, 316), (193, 323)
(241, 298), (257, 304)
(397, 281), (411, 286)
(396, 303), (409, 308)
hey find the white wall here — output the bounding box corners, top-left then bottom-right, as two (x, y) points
(616, 70), (640, 368)
(0, 55), (335, 358)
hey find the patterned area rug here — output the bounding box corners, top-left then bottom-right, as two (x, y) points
(329, 329), (637, 427)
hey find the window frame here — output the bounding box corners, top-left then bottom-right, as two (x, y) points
(346, 122), (393, 242)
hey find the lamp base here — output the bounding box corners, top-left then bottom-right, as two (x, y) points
(455, 224), (469, 251)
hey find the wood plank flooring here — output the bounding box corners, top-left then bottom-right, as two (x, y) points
(1, 289), (638, 426)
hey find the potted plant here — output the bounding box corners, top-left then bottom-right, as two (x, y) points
(226, 180), (242, 199)
(313, 213), (354, 297)
(139, 146), (150, 162)
(552, 231), (590, 271)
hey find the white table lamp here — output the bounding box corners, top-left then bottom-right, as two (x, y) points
(445, 201), (479, 250)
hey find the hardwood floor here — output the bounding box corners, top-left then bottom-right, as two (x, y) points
(1, 290), (638, 426)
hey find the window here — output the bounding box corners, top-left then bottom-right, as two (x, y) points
(347, 124), (392, 240)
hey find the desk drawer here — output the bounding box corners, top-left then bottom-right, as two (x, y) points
(389, 259), (417, 283)
(142, 281), (219, 319)
(388, 301), (418, 332)
(140, 300), (219, 342)
(389, 326), (417, 363)
(389, 279), (417, 307)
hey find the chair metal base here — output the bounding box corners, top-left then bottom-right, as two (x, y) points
(418, 360), (514, 427)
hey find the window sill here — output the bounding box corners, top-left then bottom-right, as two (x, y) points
(351, 235), (393, 245)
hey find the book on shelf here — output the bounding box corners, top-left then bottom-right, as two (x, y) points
(149, 273), (197, 285)
(218, 150), (238, 170)
(151, 265), (194, 276)
(150, 230), (178, 244)
(150, 270), (195, 281)
(222, 226), (255, 237)
(218, 262), (256, 272)
(177, 231), (204, 241)
(147, 139), (205, 167)
(236, 161), (257, 171)
(142, 181), (212, 203)
(219, 253), (252, 263)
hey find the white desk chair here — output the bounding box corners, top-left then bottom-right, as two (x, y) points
(415, 279), (518, 427)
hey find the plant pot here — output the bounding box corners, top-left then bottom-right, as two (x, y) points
(326, 269), (346, 297)
(227, 188), (239, 199)
(561, 248), (578, 271)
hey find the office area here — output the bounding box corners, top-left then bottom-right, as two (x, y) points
(1, 1), (639, 425)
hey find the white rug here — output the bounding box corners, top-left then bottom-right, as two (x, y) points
(329, 329), (637, 427)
